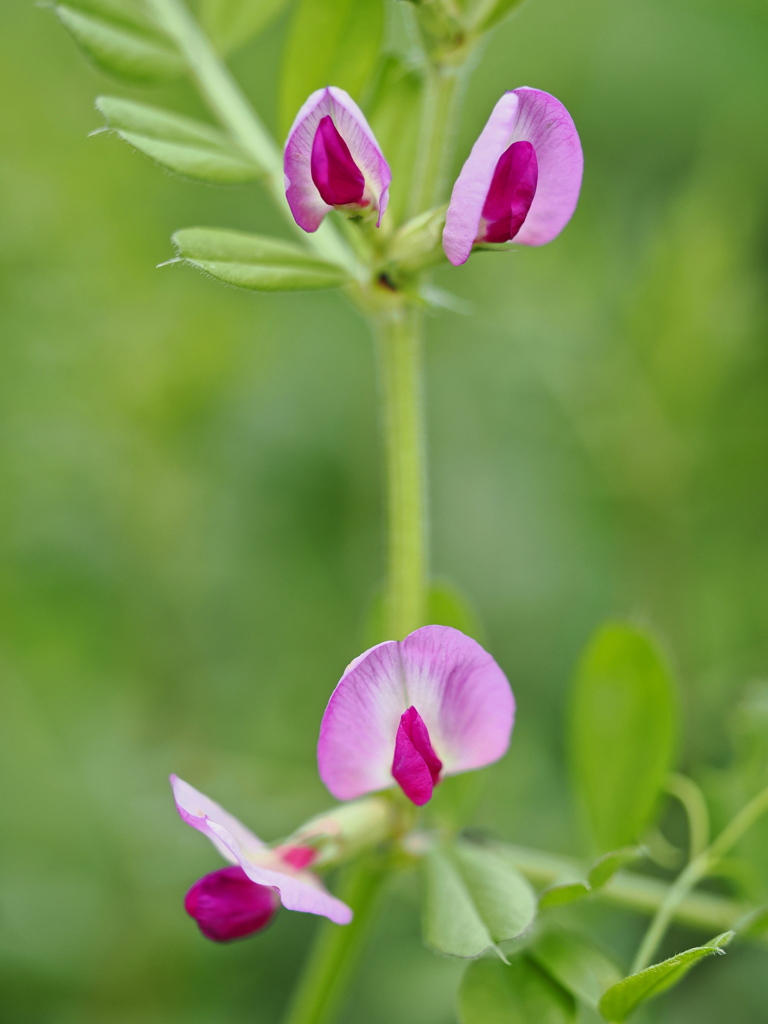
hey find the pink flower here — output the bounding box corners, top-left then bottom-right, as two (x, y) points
(284, 86), (391, 232)
(171, 775), (352, 936)
(443, 88), (583, 266)
(318, 626), (515, 807)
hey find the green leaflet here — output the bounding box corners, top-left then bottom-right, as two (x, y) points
(538, 881), (591, 909)
(171, 228), (351, 292)
(530, 929), (621, 1009)
(95, 97), (261, 184)
(569, 622), (678, 851)
(458, 956), (576, 1024)
(279, 0), (384, 136)
(54, 0), (184, 84)
(199, 0), (291, 55)
(422, 839), (536, 958)
(598, 932), (734, 1021)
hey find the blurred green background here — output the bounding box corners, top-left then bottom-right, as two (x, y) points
(2, 0), (768, 1020)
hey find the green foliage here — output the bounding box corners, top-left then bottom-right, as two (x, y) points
(95, 96), (261, 183)
(569, 623), (678, 850)
(366, 56), (424, 225)
(199, 0), (291, 54)
(598, 933), (734, 1021)
(279, 0), (384, 136)
(539, 881), (591, 909)
(588, 846), (645, 889)
(458, 956), (577, 1024)
(364, 580), (484, 647)
(54, 0), (184, 84)
(171, 227), (351, 291)
(471, 0), (528, 33)
(530, 930), (621, 1009)
(422, 839), (536, 958)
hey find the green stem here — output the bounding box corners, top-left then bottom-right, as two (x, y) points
(143, 0), (357, 275)
(666, 773), (710, 861)
(407, 62), (465, 218)
(375, 305), (429, 639)
(631, 781), (768, 973)
(280, 859), (389, 1024)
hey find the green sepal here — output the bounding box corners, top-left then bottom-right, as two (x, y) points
(199, 0), (291, 54)
(458, 956), (577, 1024)
(53, 0), (184, 85)
(95, 97), (261, 184)
(422, 839), (536, 958)
(529, 929), (621, 1009)
(170, 228), (352, 292)
(598, 932), (734, 1021)
(569, 621), (678, 851)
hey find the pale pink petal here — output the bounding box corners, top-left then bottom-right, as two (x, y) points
(443, 88), (583, 265)
(284, 86), (391, 231)
(170, 775), (352, 925)
(318, 626), (514, 801)
(171, 774), (264, 863)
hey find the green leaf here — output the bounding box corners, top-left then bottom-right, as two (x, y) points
(199, 0), (291, 54)
(366, 56), (423, 225)
(538, 881), (591, 909)
(458, 956), (577, 1024)
(598, 932), (734, 1021)
(569, 622), (678, 851)
(530, 929), (621, 1009)
(54, 0), (184, 85)
(472, 0), (528, 33)
(279, 0), (385, 136)
(422, 840), (536, 958)
(95, 96), (261, 184)
(588, 846), (644, 890)
(171, 228), (351, 291)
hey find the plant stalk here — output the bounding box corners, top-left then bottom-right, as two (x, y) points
(375, 305), (429, 639)
(280, 859), (389, 1024)
(407, 62), (465, 218)
(631, 781), (768, 972)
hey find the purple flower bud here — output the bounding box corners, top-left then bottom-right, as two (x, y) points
(443, 88), (583, 265)
(318, 626), (514, 806)
(285, 87), (391, 232)
(184, 866), (279, 942)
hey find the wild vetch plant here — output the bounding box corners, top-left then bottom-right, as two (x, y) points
(50, 0), (768, 1021)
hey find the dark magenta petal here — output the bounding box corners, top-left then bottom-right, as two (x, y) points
(184, 866), (279, 942)
(392, 706), (443, 806)
(311, 115), (366, 208)
(480, 140), (538, 243)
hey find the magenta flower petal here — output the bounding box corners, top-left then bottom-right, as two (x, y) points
(392, 706), (443, 806)
(284, 86), (391, 232)
(170, 775), (352, 925)
(317, 626), (514, 804)
(185, 866), (279, 942)
(443, 88), (583, 265)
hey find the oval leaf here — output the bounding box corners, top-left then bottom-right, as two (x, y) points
(171, 228), (351, 291)
(423, 840), (536, 958)
(95, 96), (261, 183)
(54, 0), (184, 84)
(199, 0), (291, 54)
(569, 622), (678, 851)
(598, 932), (734, 1022)
(279, 0), (385, 136)
(458, 956), (576, 1024)
(530, 929), (621, 1009)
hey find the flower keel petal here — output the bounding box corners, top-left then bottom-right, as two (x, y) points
(185, 866), (279, 942)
